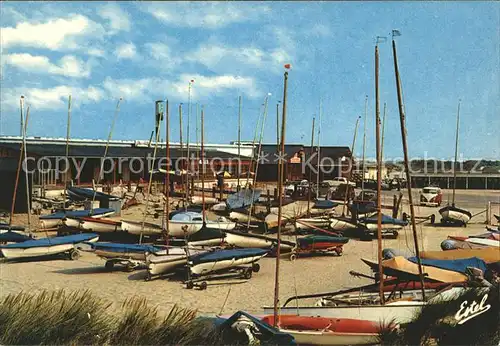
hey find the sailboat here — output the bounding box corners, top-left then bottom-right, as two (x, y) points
(439, 101), (472, 225)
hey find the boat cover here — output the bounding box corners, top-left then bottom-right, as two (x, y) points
(362, 256), (468, 283)
(188, 227), (225, 241)
(0, 223), (25, 231)
(171, 211), (203, 222)
(169, 207), (203, 219)
(190, 248), (268, 264)
(90, 242), (161, 253)
(439, 205), (472, 219)
(421, 248), (500, 264)
(0, 231), (32, 243)
(408, 256), (488, 274)
(40, 208), (115, 220)
(313, 200), (339, 209)
(226, 189), (262, 210)
(217, 311), (296, 345)
(297, 235), (349, 246)
(0, 233), (99, 249)
(360, 214), (408, 226)
(348, 201), (376, 215)
(68, 187), (118, 202)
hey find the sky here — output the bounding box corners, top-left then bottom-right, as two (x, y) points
(1, 1), (499, 160)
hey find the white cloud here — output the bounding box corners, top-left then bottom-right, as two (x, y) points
(1, 14), (105, 51)
(3, 53), (92, 78)
(102, 77), (158, 101)
(102, 74), (261, 103)
(187, 43), (291, 74)
(1, 85), (104, 110)
(115, 43), (137, 60)
(97, 3), (131, 33)
(144, 2), (270, 29)
(173, 74), (261, 99)
(308, 23), (332, 37)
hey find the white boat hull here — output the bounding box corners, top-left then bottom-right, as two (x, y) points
(190, 254), (266, 275)
(167, 221), (204, 237)
(62, 218), (81, 229)
(0, 236), (99, 259)
(225, 232), (294, 251)
(440, 209), (471, 223)
(295, 218), (331, 230)
(330, 218), (358, 231)
(191, 196), (218, 205)
(466, 238), (499, 247)
(146, 249), (189, 276)
(281, 329), (378, 346)
(229, 211), (260, 223)
(263, 303), (424, 324)
(364, 223), (403, 231)
(121, 220), (164, 236)
(205, 220), (236, 231)
(78, 219), (121, 233)
(39, 219), (61, 229)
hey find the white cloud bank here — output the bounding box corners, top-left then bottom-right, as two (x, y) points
(144, 2), (270, 29)
(97, 3), (131, 34)
(115, 43), (137, 60)
(3, 53), (92, 78)
(1, 14), (105, 51)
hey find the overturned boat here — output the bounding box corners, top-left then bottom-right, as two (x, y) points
(188, 248), (268, 276)
(39, 208), (115, 229)
(439, 205), (472, 225)
(224, 229), (295, 252)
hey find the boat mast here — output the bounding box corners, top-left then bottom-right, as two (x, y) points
(452, 100), (461, 206)
(237, 96), (242, 190)
(245, 105), (262, 188)
(246, 94), (270, 230)
(201, 106), (206, 227)
(307, 117), (315, 217)
(316, 99), (322, 191)
(91, 98), (122, 213)
(273, 66), (289, 327)
(10, 97), (26, 227)
(341, 116), (361, 216)
(179, 104), (185, 211)
(381, 103), (387, 164)
(165, 100), (170, 241)
(63, 95), (72, 212)
(375, 40), (385, 304)
(361, 95), (368, 192)
(186, 81), (192, 205)
(392, 32), (426, 300)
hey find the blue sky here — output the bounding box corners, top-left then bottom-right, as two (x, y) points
(1, 1), (499, 160)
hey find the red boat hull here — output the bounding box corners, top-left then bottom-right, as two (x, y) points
(261, 315), (382, 333)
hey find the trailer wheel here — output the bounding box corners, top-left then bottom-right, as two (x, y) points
(289, 254), (297, 261)
(462, 222), (467, 228)
(243, 269), (253, 279)
(335, 248), (343, 256)
(144, 272), (152, 282)
(69, 250), (80, 261)
(430, 214), (436, 224)
(200, 281), (208, 290)
(124, 264), (135, 272)
(252, 263), (260, 273)
(186, 281), (194, 289)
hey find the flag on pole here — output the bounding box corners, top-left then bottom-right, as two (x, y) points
(376, 36), (387, 44)
(190, 79), (195, 83)
(284, 63), (292, 69)
(392, 30), (401, 37)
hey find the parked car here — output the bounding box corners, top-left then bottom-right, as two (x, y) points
(318, 181), (335, 198)
(358, 179), (391, 190)
(355, 189), (377, 202)
(324, 177), (356, 188)
(419, 187), (442, 207)
(329, 183), (356, 201)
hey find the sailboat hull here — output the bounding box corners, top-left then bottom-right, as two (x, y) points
(295, 218), (331, 230)
(224, 231), (295, 251)
(190, 254), (266, 275)
(439, 206), (471, 223)
(330, 217), (358, 231)
(146, 249), (190, 276)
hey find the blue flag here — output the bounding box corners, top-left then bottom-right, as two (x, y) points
(392, 29), (402, 37)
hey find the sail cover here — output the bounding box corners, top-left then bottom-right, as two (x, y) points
(408, 256), (488, 274)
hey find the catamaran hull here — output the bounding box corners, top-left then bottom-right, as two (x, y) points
(94, 249), (146, 261)
(63, 218), (121, 233)
(205, 221), (236, 231)
(191, 196), (218, 205)
(295, 218), (331, 230)
(224, 232), (294, 251)
(121, 220), (164, 236)
(330, 218), (358, 232)
(146, 252), (188, 276)
(190, 254), (266, 275)
(364, 223), (403, 231)
(39, 219), (62, 229)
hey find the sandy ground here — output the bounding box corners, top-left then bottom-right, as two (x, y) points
(0, 189), (498, 318)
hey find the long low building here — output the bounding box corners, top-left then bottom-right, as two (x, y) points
(0, 136), (353, 212)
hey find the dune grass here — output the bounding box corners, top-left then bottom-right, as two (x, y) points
(0, 290), (222, 345)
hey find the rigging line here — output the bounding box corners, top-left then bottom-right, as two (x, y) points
(22, 106), (32, 235)
(139, 114), (163, 244)
(246, 94), (270, 230)
(245, 103), (263, 189)
(91, 98), (122, 212)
